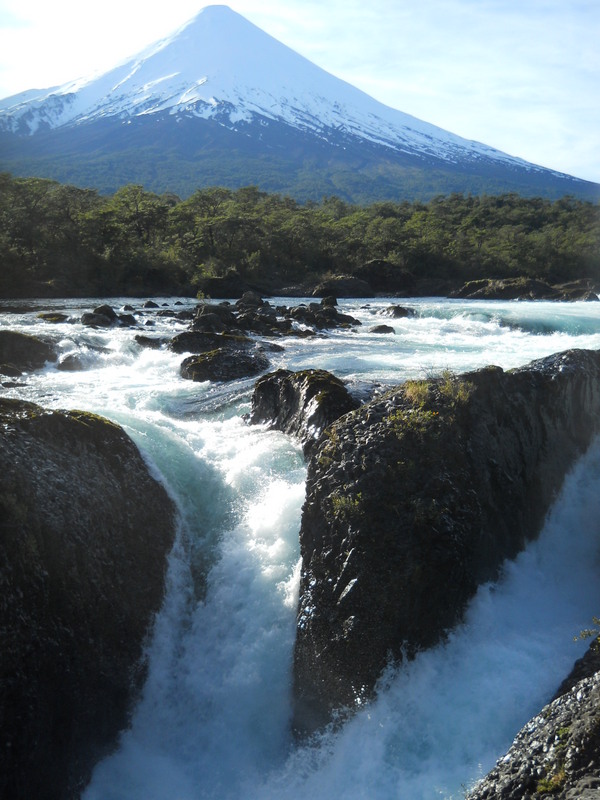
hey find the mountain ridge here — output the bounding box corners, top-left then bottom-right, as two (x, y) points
(1, 5), (598, 202)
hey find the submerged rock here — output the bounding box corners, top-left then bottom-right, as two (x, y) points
(248, 369), (360, 454)
(378, 304), (416, 318)
(37, 312), (69, 323)
(293, 349), (600, 734)
(56, 353), (86, 372)
(0, 399), (176, 800)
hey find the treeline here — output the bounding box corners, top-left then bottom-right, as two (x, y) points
(1, 173), (598, 298)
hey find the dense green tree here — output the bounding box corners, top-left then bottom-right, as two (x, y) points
(0, 174), (598, 297)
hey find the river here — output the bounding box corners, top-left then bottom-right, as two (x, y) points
(2, 295), (600, 799)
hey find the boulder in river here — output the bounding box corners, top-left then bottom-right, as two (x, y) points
(180, 347), (270, 382)
(0, 329), (57, 373)
(292, 350), (600, 734)
(0, 398), (176, 800)
(248, 369), (361, 454)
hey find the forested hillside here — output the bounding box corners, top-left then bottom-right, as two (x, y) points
(1, 173), (598, 298)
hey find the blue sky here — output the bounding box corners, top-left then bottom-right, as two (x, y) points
(0, 0), (598, 183)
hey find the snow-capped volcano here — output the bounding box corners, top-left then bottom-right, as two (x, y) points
(0, 5), (524, 167)
(0, 5), (596, 201)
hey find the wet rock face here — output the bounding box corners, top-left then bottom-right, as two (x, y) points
(0, 399), (176, 800)
(180, 347), (270, 382)
(248, 369), (361, 455)
(0, 330), (57, 373)
(292, 349), (600, 735)
(466, 669), (600, 800)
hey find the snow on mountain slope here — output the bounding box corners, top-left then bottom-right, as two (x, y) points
(0, 4), (540, 172)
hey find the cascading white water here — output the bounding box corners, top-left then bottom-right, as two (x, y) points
(2, 296), (600, 799)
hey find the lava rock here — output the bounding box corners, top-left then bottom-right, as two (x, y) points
(0, 398), (176, 800)
(180, 347), (269, 382)
(93, 304), (118, 320)
(117, 313), (137, 327)
(248, 369), (361, 454)
(466, 669), (600, 799)
(0, 330), (57, 372)
(451, 277), (561, 300)
(81, 311), (113, 328)
(56, 354), (86, 371)
(293, 349), (600, 735)
(379, 305), (416, 318)
(312, 276), (374, 298)
(135, 335), (167, 349)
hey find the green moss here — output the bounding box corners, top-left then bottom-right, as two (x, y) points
(536, 767), (566, 794)
(330, 491), (363, 521)
(0, 398), (44, 424)
(403, 379), (430, 407)
(438, 369), (475, 406)
(387, 406), (440, 438)
(68, 410), (121, 430)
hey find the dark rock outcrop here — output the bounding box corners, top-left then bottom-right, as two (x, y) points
(286, 301), (361, 330)
(169, 330), (253, 354)
(452, 277), (599, 301)
(0, 399), (176, 800)
(293, 349), (600, 734)
(180, 347), (269, 382)
(81, 305), (138, 328)
(0, 330), (57, 374)
(248, 369), (361, 454)
(466, 668), (600, 799)
(81, 311), (114, 327)
(56, 353), (86, 372)
(37, 312), (69, 323)
(554, 641), (600, 700)
(135, 334), (167, 349)
(194, 272), (252, 299)
(378, 304), (416, 318)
